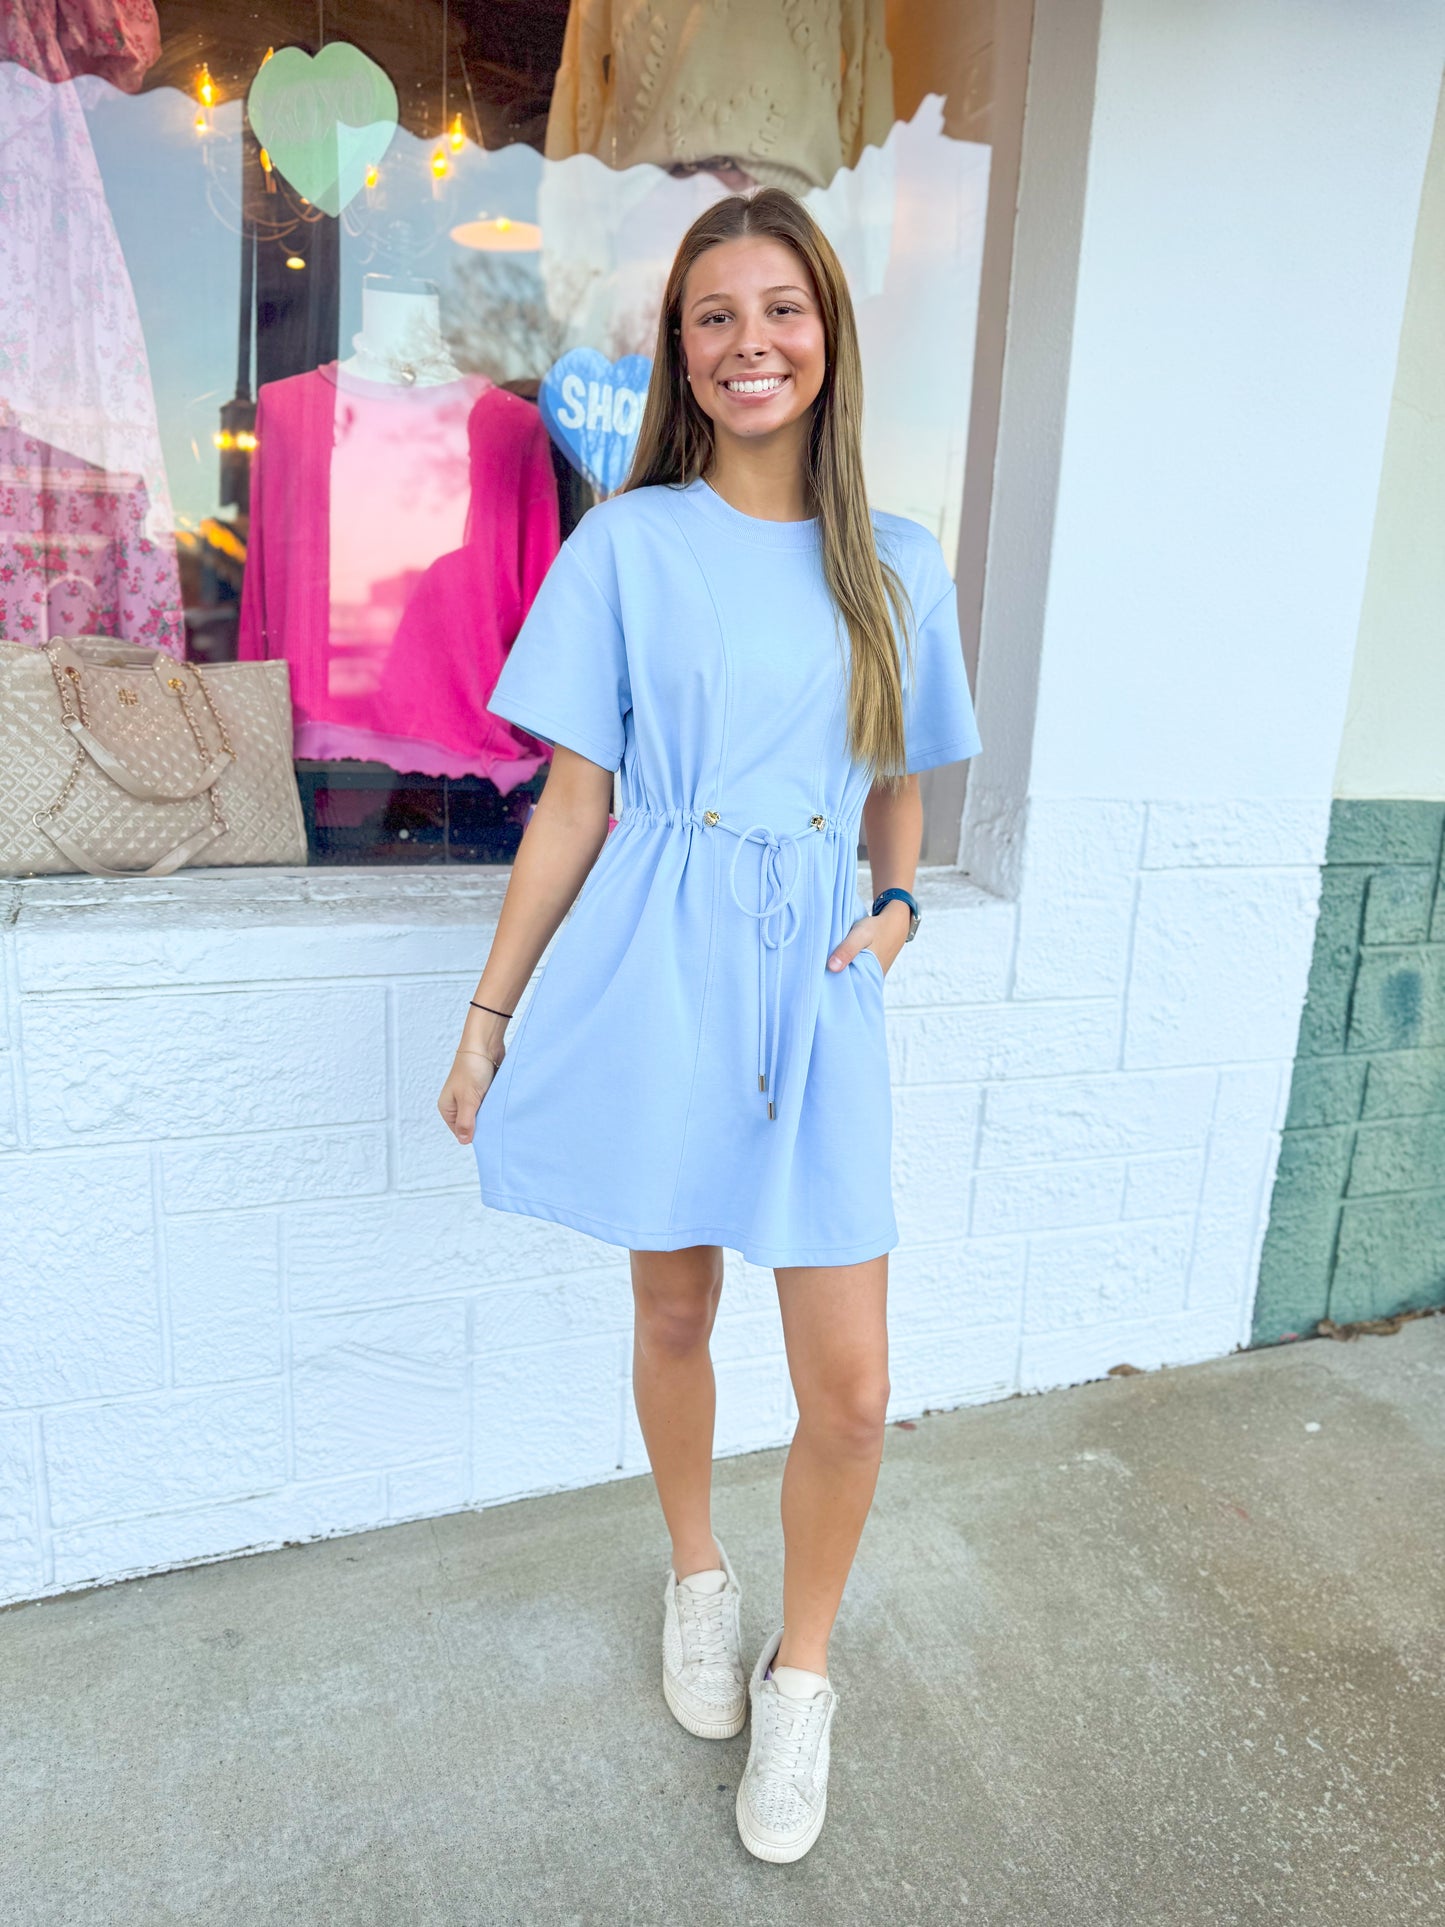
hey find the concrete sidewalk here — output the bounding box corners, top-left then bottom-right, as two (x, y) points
(3, 1317), (1441, 1926)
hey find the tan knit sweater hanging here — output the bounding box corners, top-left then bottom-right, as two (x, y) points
(544, 0), (896, 195)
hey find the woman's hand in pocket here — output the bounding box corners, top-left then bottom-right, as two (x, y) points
(825, 903), (909, 978)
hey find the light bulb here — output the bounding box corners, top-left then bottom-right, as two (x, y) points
(285, 254), (306, 271)
(448, 112), (465, 152)
(197, 63), (215, 107)
(364, 162), (379, 189)
(259, 147), (273, 173)
(193, 107), (207, 132)
(430, 147), (448, 179)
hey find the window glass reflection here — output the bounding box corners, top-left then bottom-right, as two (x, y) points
(1, 1), (998, 868)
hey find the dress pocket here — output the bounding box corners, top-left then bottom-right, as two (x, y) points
(853, 946), (886, 986)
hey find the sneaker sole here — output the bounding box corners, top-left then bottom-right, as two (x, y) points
(662, 1664), (747, 1740)
(735, 1784), (827, 1863)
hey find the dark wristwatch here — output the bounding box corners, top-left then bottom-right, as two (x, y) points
(872, 886), (921, 941)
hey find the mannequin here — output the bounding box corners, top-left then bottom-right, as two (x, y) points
(238, 270), (560, 791)
(337, 274), (464, 388)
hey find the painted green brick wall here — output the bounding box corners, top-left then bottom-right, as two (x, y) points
(1253, 800), (1445, 1343)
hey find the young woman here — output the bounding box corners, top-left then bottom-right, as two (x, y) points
(439, 187), (981, 1864)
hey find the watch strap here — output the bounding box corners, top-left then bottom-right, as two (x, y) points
(871, 886), (920, 940)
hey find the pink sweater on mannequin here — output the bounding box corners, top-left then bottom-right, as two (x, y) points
(238, 363), (559, 792)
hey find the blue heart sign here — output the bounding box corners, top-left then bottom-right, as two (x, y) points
(540, 350), (652, 495)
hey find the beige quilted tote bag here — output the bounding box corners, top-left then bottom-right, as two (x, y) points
(0, 636), (308, 877)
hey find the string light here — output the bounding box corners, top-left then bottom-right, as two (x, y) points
(285, 254), (306, 270)
(434, 0), (453, 184)
(197, 63), (216, 107)
(194, 107), (208, 133)
(213, 430), (258, 453)
(364, 162), (379, 189)
(448, 112), (465, 152)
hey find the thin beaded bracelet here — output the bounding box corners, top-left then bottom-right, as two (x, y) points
(470, 1000), (513, 1020)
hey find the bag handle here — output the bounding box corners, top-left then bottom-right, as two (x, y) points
(43, 648), (233, 802)
(58, 716), (231, 801)
(35, 818), (224, 879)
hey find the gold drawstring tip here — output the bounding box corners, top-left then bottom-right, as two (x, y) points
(767, 1100), (775, 1120)
(758, 1073), (766, 1091)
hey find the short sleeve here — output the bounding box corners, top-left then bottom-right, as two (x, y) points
(485, 539), (631, 773)
(903, 573), (983, 774)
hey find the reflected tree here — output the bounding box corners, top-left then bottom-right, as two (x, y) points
(442, 254), (569, 384)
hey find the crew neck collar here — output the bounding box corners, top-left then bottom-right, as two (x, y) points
(678, 476), (820, 548)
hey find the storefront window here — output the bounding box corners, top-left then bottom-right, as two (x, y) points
(0, 1), (998, 869)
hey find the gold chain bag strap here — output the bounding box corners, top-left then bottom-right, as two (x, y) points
(0, 636), (308, 878)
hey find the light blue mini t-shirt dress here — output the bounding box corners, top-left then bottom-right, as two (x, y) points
(472, 475), (982, 1269)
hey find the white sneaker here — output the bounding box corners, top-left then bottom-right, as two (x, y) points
(735, 1628), (838, 1863)
(661, 1538), (747, 1739)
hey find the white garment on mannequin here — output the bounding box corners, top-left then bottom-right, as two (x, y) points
(338, 284), (464, 388)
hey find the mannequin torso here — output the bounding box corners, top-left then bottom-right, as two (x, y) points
(337, 278), (464, 388)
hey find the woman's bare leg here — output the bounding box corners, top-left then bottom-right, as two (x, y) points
(772, 1254), (890, 1674)
(629, 1244), (726, 1580)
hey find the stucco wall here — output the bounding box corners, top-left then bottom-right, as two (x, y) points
(1027, 0), (1444, 805)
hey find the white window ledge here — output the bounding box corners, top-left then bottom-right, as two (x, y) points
(2, 864), (1004, 995)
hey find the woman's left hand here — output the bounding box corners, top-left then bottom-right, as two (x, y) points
(825, 903), (909, 978)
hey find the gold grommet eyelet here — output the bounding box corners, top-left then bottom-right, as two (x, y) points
(810, 814), (826, 831)
(703, 809), (719, 826)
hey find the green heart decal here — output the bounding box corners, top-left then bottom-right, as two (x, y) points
(247, 43), (398, 218)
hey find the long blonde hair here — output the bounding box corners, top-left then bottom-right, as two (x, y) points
(624, 188), (914, 785)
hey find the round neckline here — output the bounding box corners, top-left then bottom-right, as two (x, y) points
(679, 476), (821, 549)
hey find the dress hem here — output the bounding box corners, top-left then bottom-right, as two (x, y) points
(906, 736), (983, 774)
(477, 1183), (898, 1269)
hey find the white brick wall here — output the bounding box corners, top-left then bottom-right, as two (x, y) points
(0, 799), (1327, 1605)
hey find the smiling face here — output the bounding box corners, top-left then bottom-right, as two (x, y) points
(677, 234), (828, 455)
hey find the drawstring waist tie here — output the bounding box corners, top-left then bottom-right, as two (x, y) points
(619, 804), (846, 1121)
